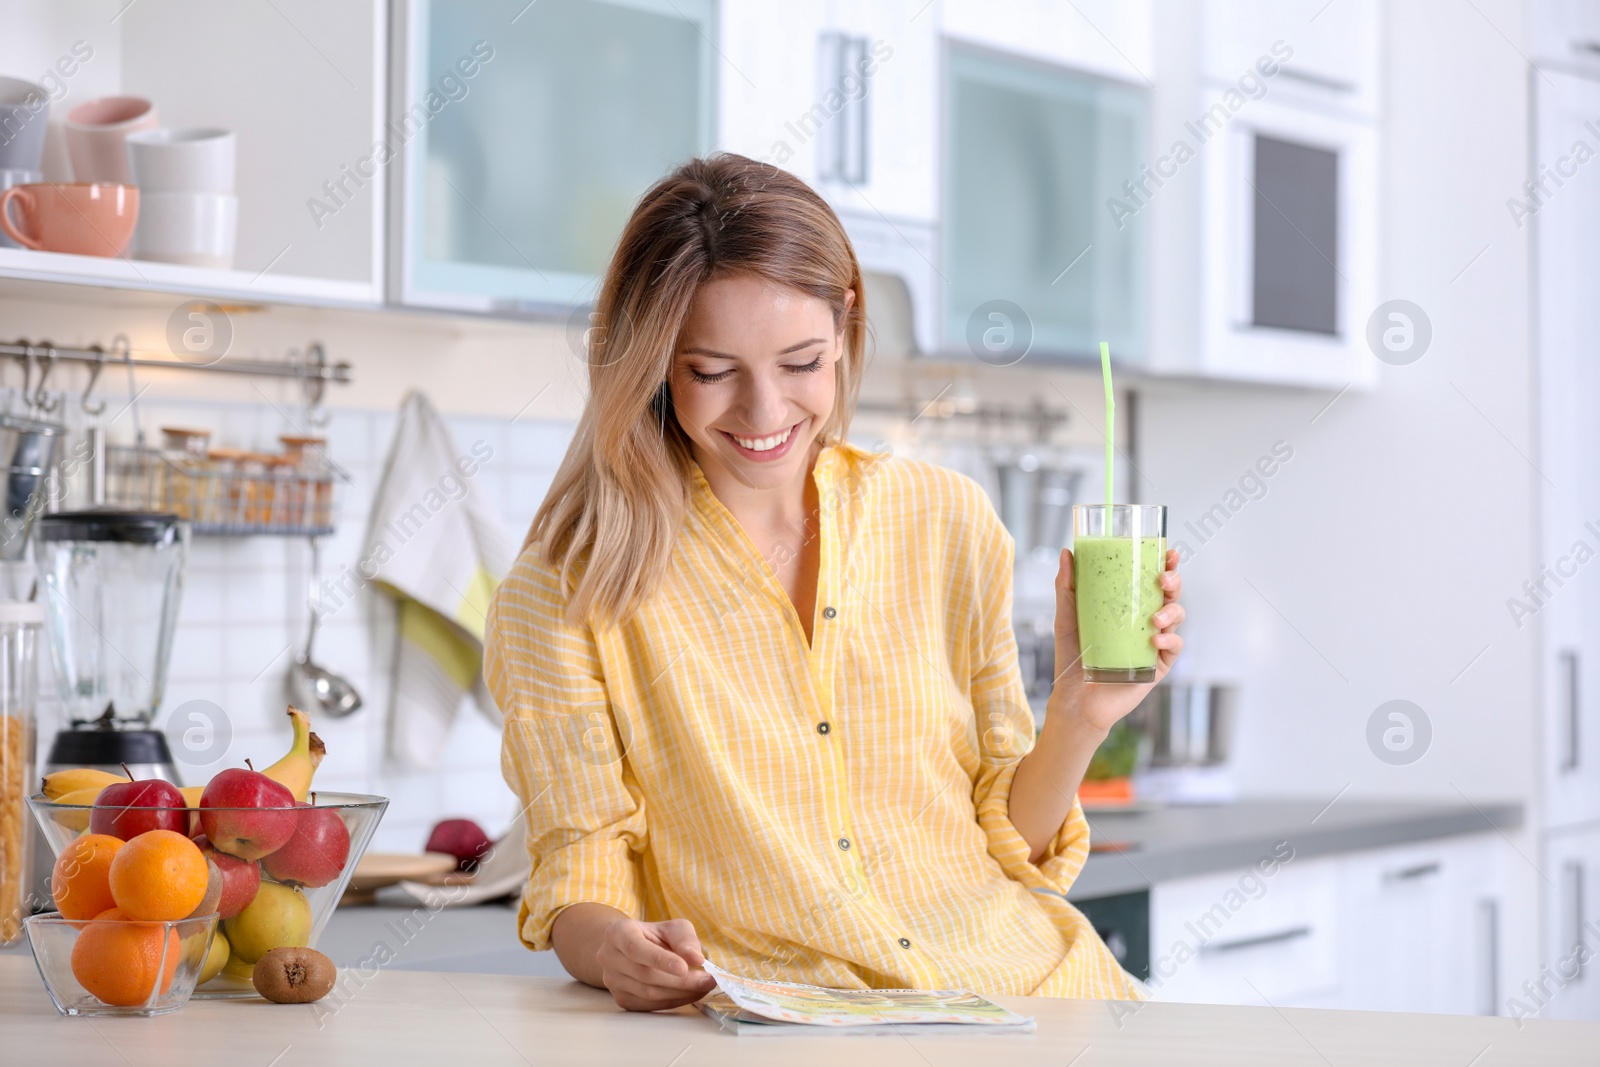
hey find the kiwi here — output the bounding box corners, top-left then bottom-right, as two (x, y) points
(251, 947), (337, 1004)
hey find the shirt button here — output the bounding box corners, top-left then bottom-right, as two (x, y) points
(898, 938), (912, 949)
(816, 721), (830, 735)
(822, 606), (837, 619)
(837, 837), (851, 851)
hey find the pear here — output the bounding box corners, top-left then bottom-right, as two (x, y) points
(223, 881), (311, 964)
(198, 928), (231, 985)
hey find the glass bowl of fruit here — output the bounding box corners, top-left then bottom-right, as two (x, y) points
(25, 912), (220, 1016)
(28, 706), (388, 1001)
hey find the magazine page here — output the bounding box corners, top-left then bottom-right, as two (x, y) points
(701, 962), (1035, 1028)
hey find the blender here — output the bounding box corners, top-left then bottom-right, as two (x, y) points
(34, 509), (188, 783)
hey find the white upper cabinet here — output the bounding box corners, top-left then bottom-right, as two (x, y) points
(941, 0), (1154, 87)
(1201, 0), (1379, 117)
(391, 0), (715, 313)
(1532, 0), (1600, 77)
(0, 0), (387, 306)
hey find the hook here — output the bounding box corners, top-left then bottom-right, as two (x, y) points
(81, 344), (108, 416)
(112, 333), (144, 447)
(19, 340), (34, 416)
(33, 343), (59, 414)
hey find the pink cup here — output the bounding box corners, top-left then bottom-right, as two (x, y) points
(65, 96), (158, 184)
(0, 182), (139, 257)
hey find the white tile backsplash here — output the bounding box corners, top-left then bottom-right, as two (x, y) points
(52, 398), (578, 853)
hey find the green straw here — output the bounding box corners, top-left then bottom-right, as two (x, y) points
(1100, 341), (1114, 526)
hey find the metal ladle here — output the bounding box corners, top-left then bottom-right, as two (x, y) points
(288, 536), (363, 718)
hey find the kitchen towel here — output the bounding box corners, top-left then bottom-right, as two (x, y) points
(365, 391), (515, 768)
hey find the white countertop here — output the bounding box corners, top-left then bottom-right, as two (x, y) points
(3, 955), (1596, 1065)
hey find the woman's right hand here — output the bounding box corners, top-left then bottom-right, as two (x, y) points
(596, 917), (718, 1011)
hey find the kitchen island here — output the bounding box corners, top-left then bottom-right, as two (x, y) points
(2, 955), (1593, 1065)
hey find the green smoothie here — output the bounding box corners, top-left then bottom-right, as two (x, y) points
(1073, 534), (1165, 681)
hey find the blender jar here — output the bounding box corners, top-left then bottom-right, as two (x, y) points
(34, 510), (188, 729)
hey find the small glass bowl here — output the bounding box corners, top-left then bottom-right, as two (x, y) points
(25, 912), (220, 1017)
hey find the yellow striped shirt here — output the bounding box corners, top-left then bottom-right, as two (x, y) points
(486, 440), (1140, 999)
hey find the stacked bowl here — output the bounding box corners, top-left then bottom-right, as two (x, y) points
(125, 127), (238, 269)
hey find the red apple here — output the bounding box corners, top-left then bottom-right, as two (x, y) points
(199, 767), (297, 860)
(426, 818), (493, 873)
(193, 834), (262, 918)
(89, 769), (187, 841)
(261, 803), (351, 888)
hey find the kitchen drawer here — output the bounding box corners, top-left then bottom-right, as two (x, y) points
(1149, 851), (1339, 1006)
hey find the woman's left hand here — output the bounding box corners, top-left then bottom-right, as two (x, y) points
(1049, 546), (1184, 735)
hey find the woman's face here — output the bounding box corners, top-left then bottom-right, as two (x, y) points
(670, 273), (853, 493)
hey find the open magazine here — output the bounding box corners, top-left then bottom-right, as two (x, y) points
(696, 961), (1036, 1036)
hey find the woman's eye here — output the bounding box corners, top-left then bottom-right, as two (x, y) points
(786, 354), (825, 374)
(688, 367), (734, 384)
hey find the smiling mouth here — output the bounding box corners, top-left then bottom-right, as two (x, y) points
(722, 420), (802, 453)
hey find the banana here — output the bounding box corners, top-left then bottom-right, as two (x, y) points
(51, 786), (105, 832)
(180, 785), (204, 808)
(261, 705), (326, 803)
(41, 767), (124, 801)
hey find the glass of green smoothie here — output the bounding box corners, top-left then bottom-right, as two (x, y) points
(1072, 504), (1167, 683)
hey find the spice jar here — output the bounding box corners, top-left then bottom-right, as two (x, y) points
(206, 448), (246, 528)
(159, 427), (212, 520)
(0, 601), (42, 945)
(280, 436), (331, 530)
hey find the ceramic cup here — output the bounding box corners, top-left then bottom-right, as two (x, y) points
(65, 96), (158, 184)
(132, 190), (237, 268)
(0, 182), (139, 257)
(0, 169), (43, 249)
(125, 127), (236, 194)
(0, 78), (50, 174)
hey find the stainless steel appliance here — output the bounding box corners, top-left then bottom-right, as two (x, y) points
(1131, 681), (1239, 805)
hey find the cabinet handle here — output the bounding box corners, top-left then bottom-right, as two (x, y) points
(1477, 898), (1499, 1016)
(1198, 925), (1311, 955)
(1572, 40), (1600, 56)
(1383, 861), (1442, 883)
(1560, 648), (1580, 772)
(1563, 860), (1585, 982)
(1275, 67), (1357, 94)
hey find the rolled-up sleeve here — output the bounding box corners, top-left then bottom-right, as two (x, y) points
(962, 495), (1092, 898)
(486, 550), (647, 951)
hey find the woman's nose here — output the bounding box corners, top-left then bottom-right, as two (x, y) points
(735, 369), (790, 431)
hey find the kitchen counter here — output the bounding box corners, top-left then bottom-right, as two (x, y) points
(2, 955), (1593, 1065)
(1071, 797), (1524, 899)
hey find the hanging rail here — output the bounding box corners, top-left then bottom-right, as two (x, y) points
(0, 336), (352, 405)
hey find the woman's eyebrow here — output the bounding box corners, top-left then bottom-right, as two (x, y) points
(681, 337), (827, 358)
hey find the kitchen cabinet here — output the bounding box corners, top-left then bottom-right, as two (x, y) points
(1, 0), (388, 307)
(1200, 0), (1379, 118)
(942, 0), (1153, 87)
(1541, 826), (1600, 1020)
(1532, 0), (1600, 77)
(1189, 91), (1378, 389)
(1149, 833), (1502, 1015)
(1337, 836), (1502, 1016)
(390, 0), (716, 313)
(941, 42), (1149, 364)
(1534, 66), (1600, 831)
(718, 0), (941, 351)
(1149, 851), (1342, 1007)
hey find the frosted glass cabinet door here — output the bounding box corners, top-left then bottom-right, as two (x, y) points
(394, 0), (715, 312)
(944, 46), (1148, 364)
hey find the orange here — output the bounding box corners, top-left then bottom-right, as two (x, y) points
(70, 907), (182, 1007)
(50, 834), (124, 922)
(107, 829), (209, 921)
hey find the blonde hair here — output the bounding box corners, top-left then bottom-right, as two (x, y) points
(528, 152), (868, 627)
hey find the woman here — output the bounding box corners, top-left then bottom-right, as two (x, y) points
(485, 152), (1185, 1011)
